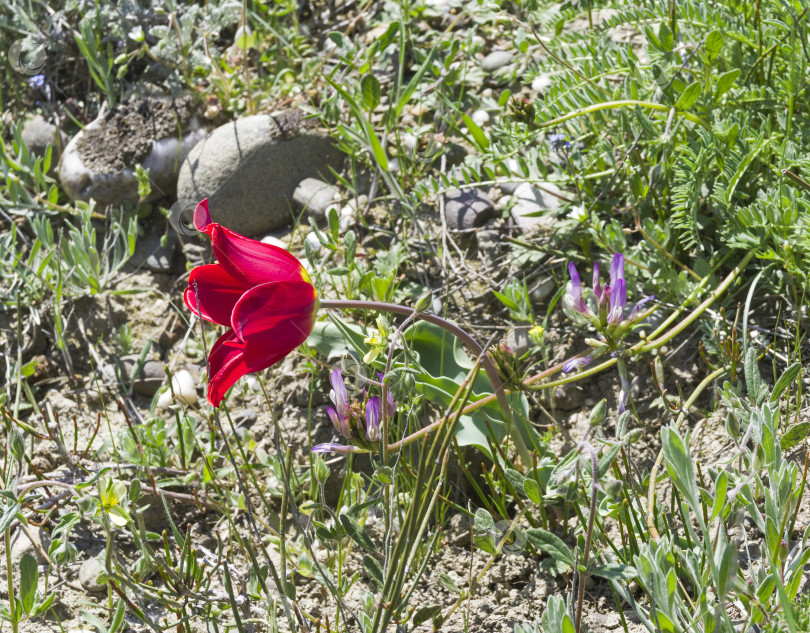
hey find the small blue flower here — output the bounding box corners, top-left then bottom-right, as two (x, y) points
(28, 74), (45, 89)
(548, 133), (570, 150)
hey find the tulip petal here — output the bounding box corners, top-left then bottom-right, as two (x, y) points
(185, 264), (249, 327)
(211, 230), (307, 288)
(231, 280), (317, 343)
(194, 199), (307, 287)
(194, 199), (213, 232)
(205, 330), (251, 406)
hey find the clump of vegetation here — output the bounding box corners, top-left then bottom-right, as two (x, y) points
(1, 0), (810, 632)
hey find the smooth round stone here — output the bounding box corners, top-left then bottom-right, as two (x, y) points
(444, 188), (495, 230)
(176, 111), (344, 237)
(471, 109), (490, 126)
(305, 231), (323, 253)
(506, 326), (531, 356)
(157, 369), (197, 408)
(510, 182), (564, 231)
(482, 51), (513, 72)
(531, 75), (553, 92)
(79, 557), (107, 593)
(22, 115), (67, 168)
(261, 235), (288, 249)
(293, 178), (340, 221)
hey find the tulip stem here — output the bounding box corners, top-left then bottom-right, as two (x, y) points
(318, 299), (532, 463)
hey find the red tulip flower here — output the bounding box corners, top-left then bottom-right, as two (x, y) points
(184, 200), (319, 406)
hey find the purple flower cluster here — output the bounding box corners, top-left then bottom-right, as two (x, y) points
(313, 369), (395, 454)
(564, 253), (653, 331)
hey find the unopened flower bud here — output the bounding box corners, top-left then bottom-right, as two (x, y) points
(508, 95), (536, 126)
(778, 540), (789, 562)
(9, 429), (25, 461)
(314, 456), (330, 484)
(589, 399), (607, 427)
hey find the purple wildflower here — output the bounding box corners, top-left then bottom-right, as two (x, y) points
(628, 295), (655, 321)
(608, 278), (626, 325)
(312, 443), (353, 455)
(365, 396), (381, 442)
(593, 261), (603, 304)
(28, 74), (45, 89)
(562, 355), (592, 373)
(565, 261), (591, 315)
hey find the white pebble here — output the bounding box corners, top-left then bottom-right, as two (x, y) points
(471, 109), (490, 126)
(261, 235), (287, 249)
(157, 369), (197, 408)
(531, 74), (552, 92)
(402, 134), (417, 153)
(339, 205), (357, 233)
(305, 231), (323, 253)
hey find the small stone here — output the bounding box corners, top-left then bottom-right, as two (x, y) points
(22, 115), (67, 166)
(531, 277), (556, 301)
(131, 230), (178, 273)
(444, 188), (495, 231)
(156, 369), (197, 408)
(9, 527), (51, 566)
(402, 134), (418, 153)
(122, 358), (164, 397)
(482, 51), (513, 72)
(305, 231), (323, 253)
(506, 326), (531, 356)
(476, 229), (501, 253)
(156, 312), (186, 350)
(59, 95), (204, 207)
(361, 231), (393, 250)
(510, 182), (564, 231)
(293, 178), (340, 221)
(471, 109), (490, 127)
(261, 235), (288, 249)
(531, 75), (553, 92)
(79, 557), (107, 593)
(339, 204), (357, 233)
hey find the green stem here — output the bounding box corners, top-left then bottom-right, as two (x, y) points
(538, 100), (710, 130)
(6, 527), (17, 633)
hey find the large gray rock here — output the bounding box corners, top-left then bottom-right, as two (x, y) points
(58, 95), (205, 207)
(176, 111), (345, 237)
